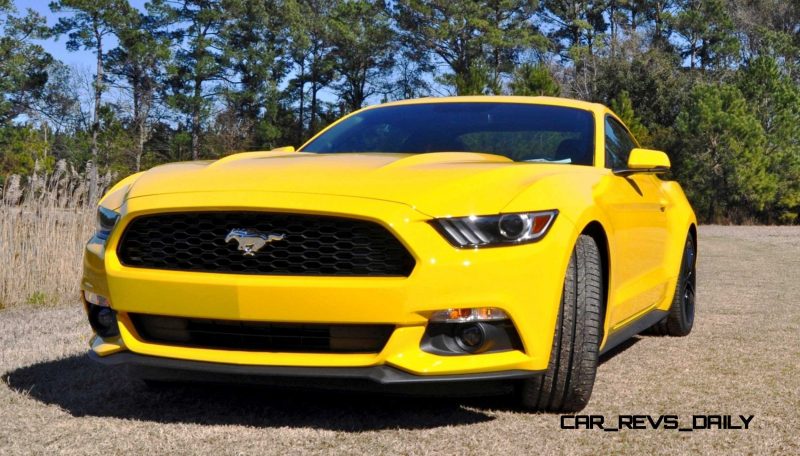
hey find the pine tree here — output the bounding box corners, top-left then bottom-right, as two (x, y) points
(220, 0), (288, 149)
(285, 0), (337, 141)
(395, 0), (541, 95)
(737, 56), (800, 222)
(328, 0), (395, 112)
(107, 7), (169, 171)
(669, 0), (739, 70)
(541, 0), (607, 57)
(149, 0), (227, 160)
(0, 3), (52, 126)
(673, 84), (776, 222)
(50, 0), (131, 199)
(508, 63), (561, 96)
(610, 90), (650, 145)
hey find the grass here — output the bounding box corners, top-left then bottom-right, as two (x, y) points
(1, 164), (101, 308)
(0, 226), (798, 455)
(0, 205), (94, 307)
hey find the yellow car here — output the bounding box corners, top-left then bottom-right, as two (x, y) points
(83, 96), (697, 411)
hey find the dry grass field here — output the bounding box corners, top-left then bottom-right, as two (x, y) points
(0, 225), (798, 455)
(0, 166), (105, 309)
(0, 206), (93, 308)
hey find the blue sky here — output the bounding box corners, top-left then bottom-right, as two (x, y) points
(15, 0), (148, 68)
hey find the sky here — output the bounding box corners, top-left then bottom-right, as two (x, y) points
(14, 0), (148, 68)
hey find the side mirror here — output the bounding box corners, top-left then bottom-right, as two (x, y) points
(614, 148), (670, 176)
(271, 146), (296, 153)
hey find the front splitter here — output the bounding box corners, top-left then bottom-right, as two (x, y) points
(90, 350), (542, 396)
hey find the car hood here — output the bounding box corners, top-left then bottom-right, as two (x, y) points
(126, 151), (577, 217)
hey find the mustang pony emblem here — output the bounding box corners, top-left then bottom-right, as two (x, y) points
(225, 229), (284, 256)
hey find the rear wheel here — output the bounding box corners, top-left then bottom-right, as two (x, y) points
(520, 234), (602, 412)
(650, 233), (696, 336)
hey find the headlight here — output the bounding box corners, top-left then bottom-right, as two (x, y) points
(96, 206), (120, 241)
(431, 210), (557, 248)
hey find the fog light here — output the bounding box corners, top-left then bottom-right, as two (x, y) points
(96, 308), (115, 329)
(87, 304), (119, 338)
(456, 324), (485, 350)
(429, 307), (509, 323)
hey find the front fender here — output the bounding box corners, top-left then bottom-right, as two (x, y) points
(501, 169), (621, 347)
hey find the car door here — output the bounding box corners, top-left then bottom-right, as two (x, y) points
(599, 116), (670, 329)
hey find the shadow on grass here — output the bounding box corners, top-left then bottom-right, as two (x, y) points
(4, 337), (644, 427)
(2, 354), (499, 431)
(599, 336), (641, 365)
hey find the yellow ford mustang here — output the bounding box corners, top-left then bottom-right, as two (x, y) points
(83, 96), (697, 411)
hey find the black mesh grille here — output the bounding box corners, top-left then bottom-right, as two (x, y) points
(130, 314), (394, 353)
(117, 212), (415, 276)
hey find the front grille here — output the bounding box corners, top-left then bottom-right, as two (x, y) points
(117, 211), (415, 276)
(130, 314), (394, 353)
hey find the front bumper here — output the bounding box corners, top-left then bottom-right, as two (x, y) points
(84, 191), (576, 377)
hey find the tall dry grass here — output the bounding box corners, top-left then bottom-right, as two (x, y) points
(0, 161), (114, 308)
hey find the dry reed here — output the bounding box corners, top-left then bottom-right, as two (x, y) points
(0, 160), (114, 308)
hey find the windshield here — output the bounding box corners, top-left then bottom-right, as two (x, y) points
(300, 102), (595, 165)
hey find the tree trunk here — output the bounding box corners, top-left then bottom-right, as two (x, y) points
(133, 71), (142, 171)
(310, 79), (317, 135)
(609, 1), (616, 57)
(136, 99), (148, 172)
(89, 17), (103, 203)
(191, 77), (202, 160)
(134, 75), (151, 172)
(191, 111), (200, 161)
(298, 59), (306, 144)
(310, 44), (318, 135)
(354, 68), (367, 111)
(42, 122), (48, 158)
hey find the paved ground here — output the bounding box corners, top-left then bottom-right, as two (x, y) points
(1, 226), (798, 455)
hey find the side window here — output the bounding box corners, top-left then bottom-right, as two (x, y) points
(604, 117), (637, 169)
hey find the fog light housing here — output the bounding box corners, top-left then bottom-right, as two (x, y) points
(421, 317), (523, 356)
(87, 304), (119, 338)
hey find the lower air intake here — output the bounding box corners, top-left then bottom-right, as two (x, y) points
(130, 313), (394, 354)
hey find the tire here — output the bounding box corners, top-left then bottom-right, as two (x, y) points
(650, 233), (696, 337)
(520, 234), (602, 412)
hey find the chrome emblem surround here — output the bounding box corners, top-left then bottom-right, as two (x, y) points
(225, 228), (285, 256)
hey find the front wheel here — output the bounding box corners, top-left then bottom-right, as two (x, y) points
(520, 234), (602, 412)
(650, 233), (696, 336)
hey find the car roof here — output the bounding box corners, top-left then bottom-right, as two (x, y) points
(368, 96), (607, 113)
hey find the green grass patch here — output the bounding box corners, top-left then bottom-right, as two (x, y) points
(26, 291), (48, 306)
